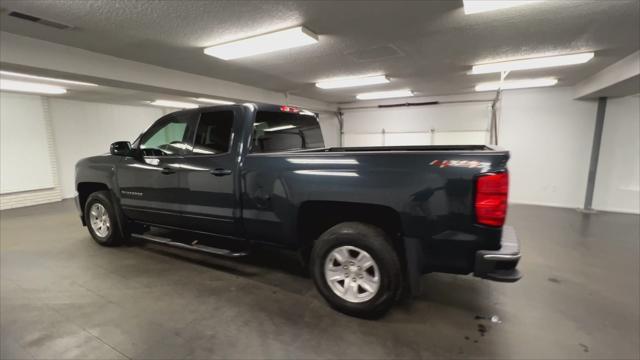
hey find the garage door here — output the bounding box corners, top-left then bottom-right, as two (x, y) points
(341, 101), (491, 147)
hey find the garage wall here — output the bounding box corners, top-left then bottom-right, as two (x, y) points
(318, 112), (341, 147)
(593, 95), (640, 214)
(49, 99), (165, 199)
(500, 87), (598, 208)
(0, 92), (63, 210)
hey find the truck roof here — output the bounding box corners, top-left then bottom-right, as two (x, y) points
(168, 103), (318, 116)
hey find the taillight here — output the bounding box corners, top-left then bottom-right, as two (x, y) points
(475, 172), (509, 227)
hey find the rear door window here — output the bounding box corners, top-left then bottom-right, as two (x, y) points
(191, 111), (234, 155)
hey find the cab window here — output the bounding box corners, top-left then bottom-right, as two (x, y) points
(250, 111), (324, 153)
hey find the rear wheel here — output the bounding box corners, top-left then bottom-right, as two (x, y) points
(311, 222), (402, 318)
(84, 191), (123, 246)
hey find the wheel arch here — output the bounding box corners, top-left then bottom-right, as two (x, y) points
(77, 182), (110, 214)
(77, 182), (129, 240)
(297, 201), (405, 265)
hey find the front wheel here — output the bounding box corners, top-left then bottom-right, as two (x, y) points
(84, 191), (123, 246)
(310, 222), (402, 318)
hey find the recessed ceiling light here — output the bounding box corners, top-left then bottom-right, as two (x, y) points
(471, 52), (594, 74)
(0, 79), (67, 94)
(194, 97), (235, 105)
(356, 89), (414, 100)
(463, 0), (542, 15)
(204, 26), (319, 60)
(0, 70), (98, 86)
(149, 100), (199, 109)
(475, 78), (558, 91)
(316, 75), (390, 89)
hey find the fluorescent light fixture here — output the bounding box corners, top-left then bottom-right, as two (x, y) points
(149, 100), (199, 109)
(475, 77), (558, 91)
(0, 70), (98, 86)
(356, 89), (414, 100)
(264, 125), (295, 132)
(294, 170), (359, 177)
(204, 26), (318, 60)
(463, 0), (542, 15)
(195, 97), (235, 105)
(0, 79), (67, 94)
(471, 52), (594, 74)
(316, 75), (390, 89)
(286, 158), (359, 164)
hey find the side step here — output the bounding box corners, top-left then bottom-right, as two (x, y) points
(132, 233), (249, 258)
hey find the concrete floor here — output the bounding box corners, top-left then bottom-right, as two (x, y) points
(1, 200), (638, 359)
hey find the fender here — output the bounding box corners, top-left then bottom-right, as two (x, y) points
(76, 155), (128, 238)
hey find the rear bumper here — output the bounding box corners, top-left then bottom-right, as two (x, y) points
(474, 225), (521, 282)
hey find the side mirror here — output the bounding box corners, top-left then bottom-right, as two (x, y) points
(110, 141), (132, 156)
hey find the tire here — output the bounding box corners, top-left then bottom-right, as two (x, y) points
(84, 191), (123, 246)
(310, 222), (402, 318)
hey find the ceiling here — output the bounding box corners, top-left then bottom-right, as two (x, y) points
(0, 0), (638, 103)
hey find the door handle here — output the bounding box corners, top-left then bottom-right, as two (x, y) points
(210, 168), (232, 176)
(161, 167), (176, 175)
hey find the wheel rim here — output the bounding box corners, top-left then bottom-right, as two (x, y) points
(89, 203), (111, 238)
(324, 245), (380, 303)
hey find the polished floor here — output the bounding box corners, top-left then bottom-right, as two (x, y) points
(1, 200), (638, 359)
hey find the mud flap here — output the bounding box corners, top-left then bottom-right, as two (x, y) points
(404, 236), (424, 296)
(108, 190), (129, 240)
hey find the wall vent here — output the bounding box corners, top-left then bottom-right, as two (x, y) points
(8, 11), (73, 30)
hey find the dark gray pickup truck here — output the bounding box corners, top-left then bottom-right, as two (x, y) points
(75, 103), (521, 317)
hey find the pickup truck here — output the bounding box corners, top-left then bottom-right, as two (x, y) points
(75, 103), (521, 317)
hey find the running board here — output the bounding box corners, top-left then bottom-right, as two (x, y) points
(132, 233), (249, 258)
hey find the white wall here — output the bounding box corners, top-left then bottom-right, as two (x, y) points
(49, 99), (164, 198)
(500, 87), (597, 208)
(0, 92), (63, 210)
(318, 112), (341, 147)
(593, 95), (640, 213)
